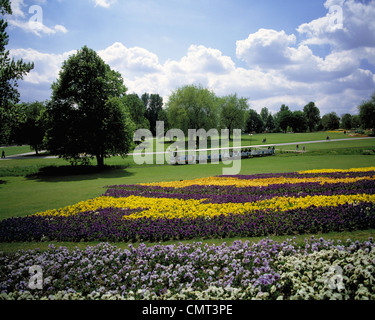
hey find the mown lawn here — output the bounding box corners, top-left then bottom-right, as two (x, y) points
(1, 132), (374, 254)
(1, 152), (375, 220)
(1, 228), (374, 254)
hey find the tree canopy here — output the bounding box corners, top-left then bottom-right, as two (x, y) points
(142, 93), (164, 136)
(14, 101), (47, 154)
(0, 0), (34, 144)
(303, 102), (321, 132)
(246, 109), (263, 133)
(123, 93), (149, 131)
(321, 112), (340, 130)
(275, 105), (293, 133)
(46, 46), (133, 166)
(358, 92), (375, 135)
(219, 94), (248, 139)
(166, 84), (218, 134)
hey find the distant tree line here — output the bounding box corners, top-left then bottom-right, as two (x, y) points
(1, 3), (374, 167)
(163, 85), (375, 137)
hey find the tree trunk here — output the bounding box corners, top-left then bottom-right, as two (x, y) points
(96, 154), (104, 167)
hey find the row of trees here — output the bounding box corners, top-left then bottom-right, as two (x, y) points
(246, 103), (366, 134)
(164, 85), (375, 136)
(6, 90), (168, 162)
(8, 80), (375, 165)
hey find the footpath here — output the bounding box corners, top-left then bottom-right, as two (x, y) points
(1, 137), (374, 160)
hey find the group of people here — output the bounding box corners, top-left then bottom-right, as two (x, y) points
(296, 145), (306, 152)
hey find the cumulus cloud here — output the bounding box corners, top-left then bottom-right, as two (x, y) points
(92, 0), (117, 8)
(298, 0), (375, 50)
(236, 29), (297, 68)
(14, 37), (375, 116)
(10, 48), (76, 84)
(234, 27), (365, 87)
(98, 42), (162, 76)
(168, 45), (236, 74)
(13, 0), (375, 116)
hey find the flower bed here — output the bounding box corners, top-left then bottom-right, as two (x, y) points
(0, 167), (374, 242)
(1, 237), (374, 300)
(1, 167), (375, 300)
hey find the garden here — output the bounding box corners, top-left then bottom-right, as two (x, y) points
(1, 166), (374, 300)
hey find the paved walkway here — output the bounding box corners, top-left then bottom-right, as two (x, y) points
(1, 137), (374, 159)
(0, 151), (57, 160)
(130, 137), (375, 154)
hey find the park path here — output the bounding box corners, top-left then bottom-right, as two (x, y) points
(1, 136), (374, 159)
(129, 136), (375, 155)
(0, 151), (56, 160)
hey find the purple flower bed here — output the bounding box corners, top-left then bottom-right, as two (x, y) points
(1, 202), (374, 242)
(1, 169), (374, 243)
(104, 180), (375, 203)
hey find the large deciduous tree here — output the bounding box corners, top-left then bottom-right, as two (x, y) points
(166, 84), (218, 134)
(290, 110), (308, 133)
(276, 104), (293, 133)
(46, 46), (133, 166)
(142, 93), (164, 136)
(246, 109), (263, 133)
(0, 1), (34, 144)
(14, 101), (47, 155)
(219, 94), (248, 139)
(303, 102), (321, 132)
(340, 113), (352, 130)
(123, 93), (149, 130)
(321, 112), (340, 130)
(358, 92), (375, 135)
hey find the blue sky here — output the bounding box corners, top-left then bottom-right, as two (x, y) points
(4, 0), (375, 116)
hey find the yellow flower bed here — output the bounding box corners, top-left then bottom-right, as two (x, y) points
(33, 167), (375, 220)
(298, 167), (375, 174)
(140, 174), (375, 189)
(34, 193), (375, 220)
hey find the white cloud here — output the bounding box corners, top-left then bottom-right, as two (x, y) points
(13, 0), (375, 117)
(98, 42), (162, 76)
(7, 0), (68, 36)
(14, 38), (375, 116)
(298, 0), (375, 50)
(10, 48), (76, 84)
(92, 0), (117, 8)
(9, 19), (68, 36)
(10, 0), (26, 18)
(236, 29), (297, 68)
(169, 45), (236, 75)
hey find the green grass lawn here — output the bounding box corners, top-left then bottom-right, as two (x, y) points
(1, 228), (374, 254)
(156, 130), (367, 150)
(0, 145), (35, 156)
(1, 132), (374, 253)
(1, 153), (375, 220)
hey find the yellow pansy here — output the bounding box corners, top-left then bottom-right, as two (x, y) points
(34, 193), (375, 220)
